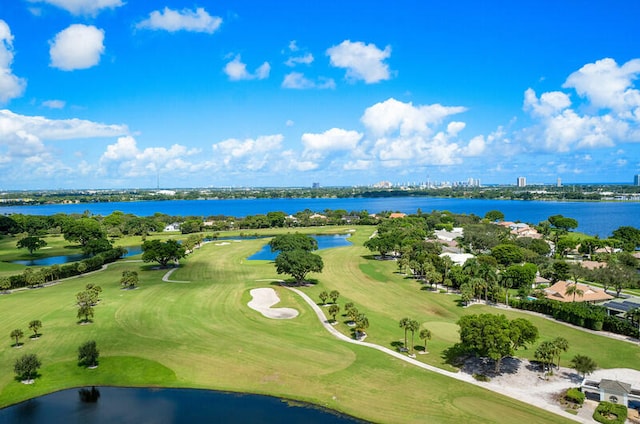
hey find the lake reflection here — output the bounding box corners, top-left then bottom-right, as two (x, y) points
(11, 246), (142, 267)
(248, 234), (352, 260)
(0, 387), (366, 424)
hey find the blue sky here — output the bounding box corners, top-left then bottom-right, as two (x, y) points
(1, 1), (639, 189)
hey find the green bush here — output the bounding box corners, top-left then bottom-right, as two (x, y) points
(565, 388), (585, 405)
(472, 373), (490, 382)
(593, 401), (627, 424)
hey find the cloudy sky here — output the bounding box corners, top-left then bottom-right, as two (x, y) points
(1, 1), (639, 189)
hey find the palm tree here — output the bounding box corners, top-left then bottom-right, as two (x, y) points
(10, 329), (24, 347)
(419, 328), (432, 352)
(29, 320), (42, 338)
(552, 337), (569, 369)
(439, 256), (454, 293)
(534, 341), (555, 377)
(570, 354), (597, 379)
(407, 319), (420, 353)
(399, 317), (410, 350)
(500, 273), (514, 305)
(564, 281), (584, 302)
(355, 314), (369, 340)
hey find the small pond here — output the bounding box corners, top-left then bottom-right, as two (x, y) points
(11, 246), (143, 267)
(0, 386), (366, 424)
(247, 234), (352, 260)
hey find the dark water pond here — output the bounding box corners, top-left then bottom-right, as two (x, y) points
(247, 234), (352, 260)
(11, 246), (143, 267)
(0, 386), (365, 424)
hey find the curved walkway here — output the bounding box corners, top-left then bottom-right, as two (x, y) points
(286, 287), (589, 423)
(161, 268), (190, 283)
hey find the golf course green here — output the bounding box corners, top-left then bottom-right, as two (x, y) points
(1, 226), (637, 423)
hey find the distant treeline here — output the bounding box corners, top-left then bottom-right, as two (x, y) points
(1, 184), (640, 206)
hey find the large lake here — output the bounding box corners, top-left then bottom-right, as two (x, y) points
(2, 197), (640, 237)
(0, 386), (365, 424)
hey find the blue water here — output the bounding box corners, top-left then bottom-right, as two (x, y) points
(2, 197), (639, 237)
(248, 234), (352, 260)
(0, 386), (365, 424)
(11, 246), (142, 266)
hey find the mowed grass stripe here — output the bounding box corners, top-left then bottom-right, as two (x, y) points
(0, 227), (581, 423)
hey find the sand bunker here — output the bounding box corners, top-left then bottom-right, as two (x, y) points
(248, 288), (299, 319)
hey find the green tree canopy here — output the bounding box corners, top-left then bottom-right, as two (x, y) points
(142, 239), (186, 267)
(16, 236), (47, 255)
(14, 354), (41, 381)
(120, 270), (139, 289)
(63, 218), (106, 247)
(269, 233), (318, 253)
(458, 314), (538, 373)
(274, 249), (323, 284)
(78, 340), (100, 367)
(611, 226), (640, 251)
(484, 210), (505, 222)
(490, 244), (525, 267)
(548, 215), (578, 232)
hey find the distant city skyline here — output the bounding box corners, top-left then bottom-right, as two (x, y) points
(1, 1), (640, 189)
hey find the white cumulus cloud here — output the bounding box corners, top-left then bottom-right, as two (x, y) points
(100, 136), (200, 177)
(28, 0), (123, 15)
(523, 88), (571, 117)
(361, 98), (467, 137)
(212, 135), (283, 170)
(0, 109), (128, 141)
(0, 20), (26, 104)
(49, 24), (105, 71)
(518, 58), (640, 154)
(224, 55), (270, 81)
(327, 40), (392, 83)
(302, 128), (362, 151)
(563, 58), (640, 114)
(136, 7), (223, 34)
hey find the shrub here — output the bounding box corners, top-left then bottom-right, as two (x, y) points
(593, 401), (627, 424)
(565, 388), (585, 405)
(472, 373), (490, 382)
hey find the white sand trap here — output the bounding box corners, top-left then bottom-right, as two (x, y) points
(248, 288), (299, 319)
(215, 242), (230, 246)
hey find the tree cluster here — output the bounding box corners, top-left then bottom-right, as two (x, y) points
(457, 314), (539, 373)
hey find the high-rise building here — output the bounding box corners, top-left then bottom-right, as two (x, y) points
(517, 176), (526, 187)
(557, 178), (562, 187)
(634, 175), (640, 186)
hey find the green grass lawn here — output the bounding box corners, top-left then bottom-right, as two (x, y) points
(1, 226), (636, 423)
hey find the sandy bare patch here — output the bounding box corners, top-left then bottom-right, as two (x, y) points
(248, 288), (299, 319)
(215, 242), (230, 246)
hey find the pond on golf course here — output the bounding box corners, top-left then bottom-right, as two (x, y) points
(247, 233), (352, 260)
(0, 386), (366, 424)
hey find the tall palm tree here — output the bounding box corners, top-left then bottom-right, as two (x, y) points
(570, 354), (597, 379)
(407, 319), (420, 353)
(534, 341), (555, 378)
(355, 314), (369, 340)
(419, 328), (432, 352)
(564, 281), (584, 302)
(552, 337), (569, 369)
(399, 317), (410, 350)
